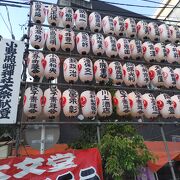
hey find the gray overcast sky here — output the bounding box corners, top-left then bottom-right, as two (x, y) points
(0, 0), (161, 40)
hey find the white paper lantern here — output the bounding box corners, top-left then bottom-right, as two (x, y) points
(28, 51), (45, 79)
(129, 39), (142, 60)
(96, 90), (112, 117)
(30, 25), (45, 49)
(124, 18), (137, 38)
(142, 93), (159, 119)
(108, 61), (123, 85)
(159, 24), (171, 43)
(162, 67), (176, 88)
(165, 43), (179, 63)
(102, 16), (114, 35)
(46, 28), (61, 51)
(156, 93), (174, 118)
(47, 4), (60, 26)
(60, 29), (75, 52)
(43, 86), (61, 119)
(78, 58), (93, 83)
(31, 2), (46, 24)
(60, 7), (74, 28)
(91, 33), (105, 56)
(177, 46), (180, 63)
(62, 89), (79, 117)
(23, 86), (43, 118)
(142, 41), (156, 62)
(148, 22), (160, 42)
(76, 32), (90, 55)
(89, 12), (102, 33)
(171, 95), (180, 118)
(174, 68), (180, 89)
(136, 20), (149, 40)
(154, 43), (167, 62)
(128, 92), (144, 117)
(44, 54), (60, 80)
(104, 36), (117, 58)
(113, 90), (130, 116)
(169, 25), (180, 43)
(80, 91), (97, 118)
(74, 9), (87, 30)
(94, 59), (109, 83)
(113, 16), (125, 36)
(63, 57), (78, 83)
(116, 38), (130, 59)
(135, 64), (150, 87)
(123, 62), (137, 86)
(149, 65), (164, 87)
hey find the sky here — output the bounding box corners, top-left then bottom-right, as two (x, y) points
(0, 0), (161, 40)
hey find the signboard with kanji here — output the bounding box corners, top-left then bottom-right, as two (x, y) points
(0, 39), (25, 124)
(0, 148), (103, 180)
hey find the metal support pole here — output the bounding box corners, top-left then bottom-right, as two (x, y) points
(160, 125), (177, 180)
(15, 125), (21, 157)
(96, 122), (101, 144)
(154, 172), (159, 180)
(40, 122), (45, 154)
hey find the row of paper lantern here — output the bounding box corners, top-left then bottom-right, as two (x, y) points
(28, 53), (180, 89)
(23, 86), (180, 119)
(31, 2), (180, 43)
(30, 26), (180, 64)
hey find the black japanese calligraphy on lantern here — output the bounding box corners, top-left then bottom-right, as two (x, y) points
(124, 39), (130, 55)
(81, 33), (89, 48)
(64, 31), (72, 45)
(155, 66), (163, 83)
(101, 91), (111, 114)
(31, 51), (40, 74)
(96, 34), (103, 50)
(126, 63), (136, 82)
(114, 62), (122, 80)
(48, 86), (59, 115)
(119, 91), (129, 113)
(110, 36), (116, 52)
(135, 40), (142, 54)
(84, 58), (92, 76)
(141, 65), (149, 83)
(94, 12), (101, 28)
(135, 92), (143, 114)
(0, 41), (17, 119)
(108, 17), (114, 31)
(35, 26), (43, 42)
(78, 9), (86, 22)
(65, 8), (73, 22)
(50, 28), (57, 45)
(69, 89), (78, 114)
(99, 60), (107, 79)
(149, 94), (158, 114)
(90, 91), (97, 115)
(130, 18), (136, 33)
(49, 54), (57, 74)
(34, 2), (41, 17)
(28, 86), (40, 114)
(49, 5), (58, 22)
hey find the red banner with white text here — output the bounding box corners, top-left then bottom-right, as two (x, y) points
(0, 148), (103, 180)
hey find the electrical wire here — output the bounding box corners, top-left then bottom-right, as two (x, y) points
(100, 0), (179, 9)
(0, 0), (30, 5)
(0, 2), (29, 8)
(140, 0), (174, 6)
(0, 0), (180, 23)
(0, 12), (11, 34)
(5, 6), (15, 39)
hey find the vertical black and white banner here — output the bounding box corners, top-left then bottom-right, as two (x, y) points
(0, 39), (25, 124)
